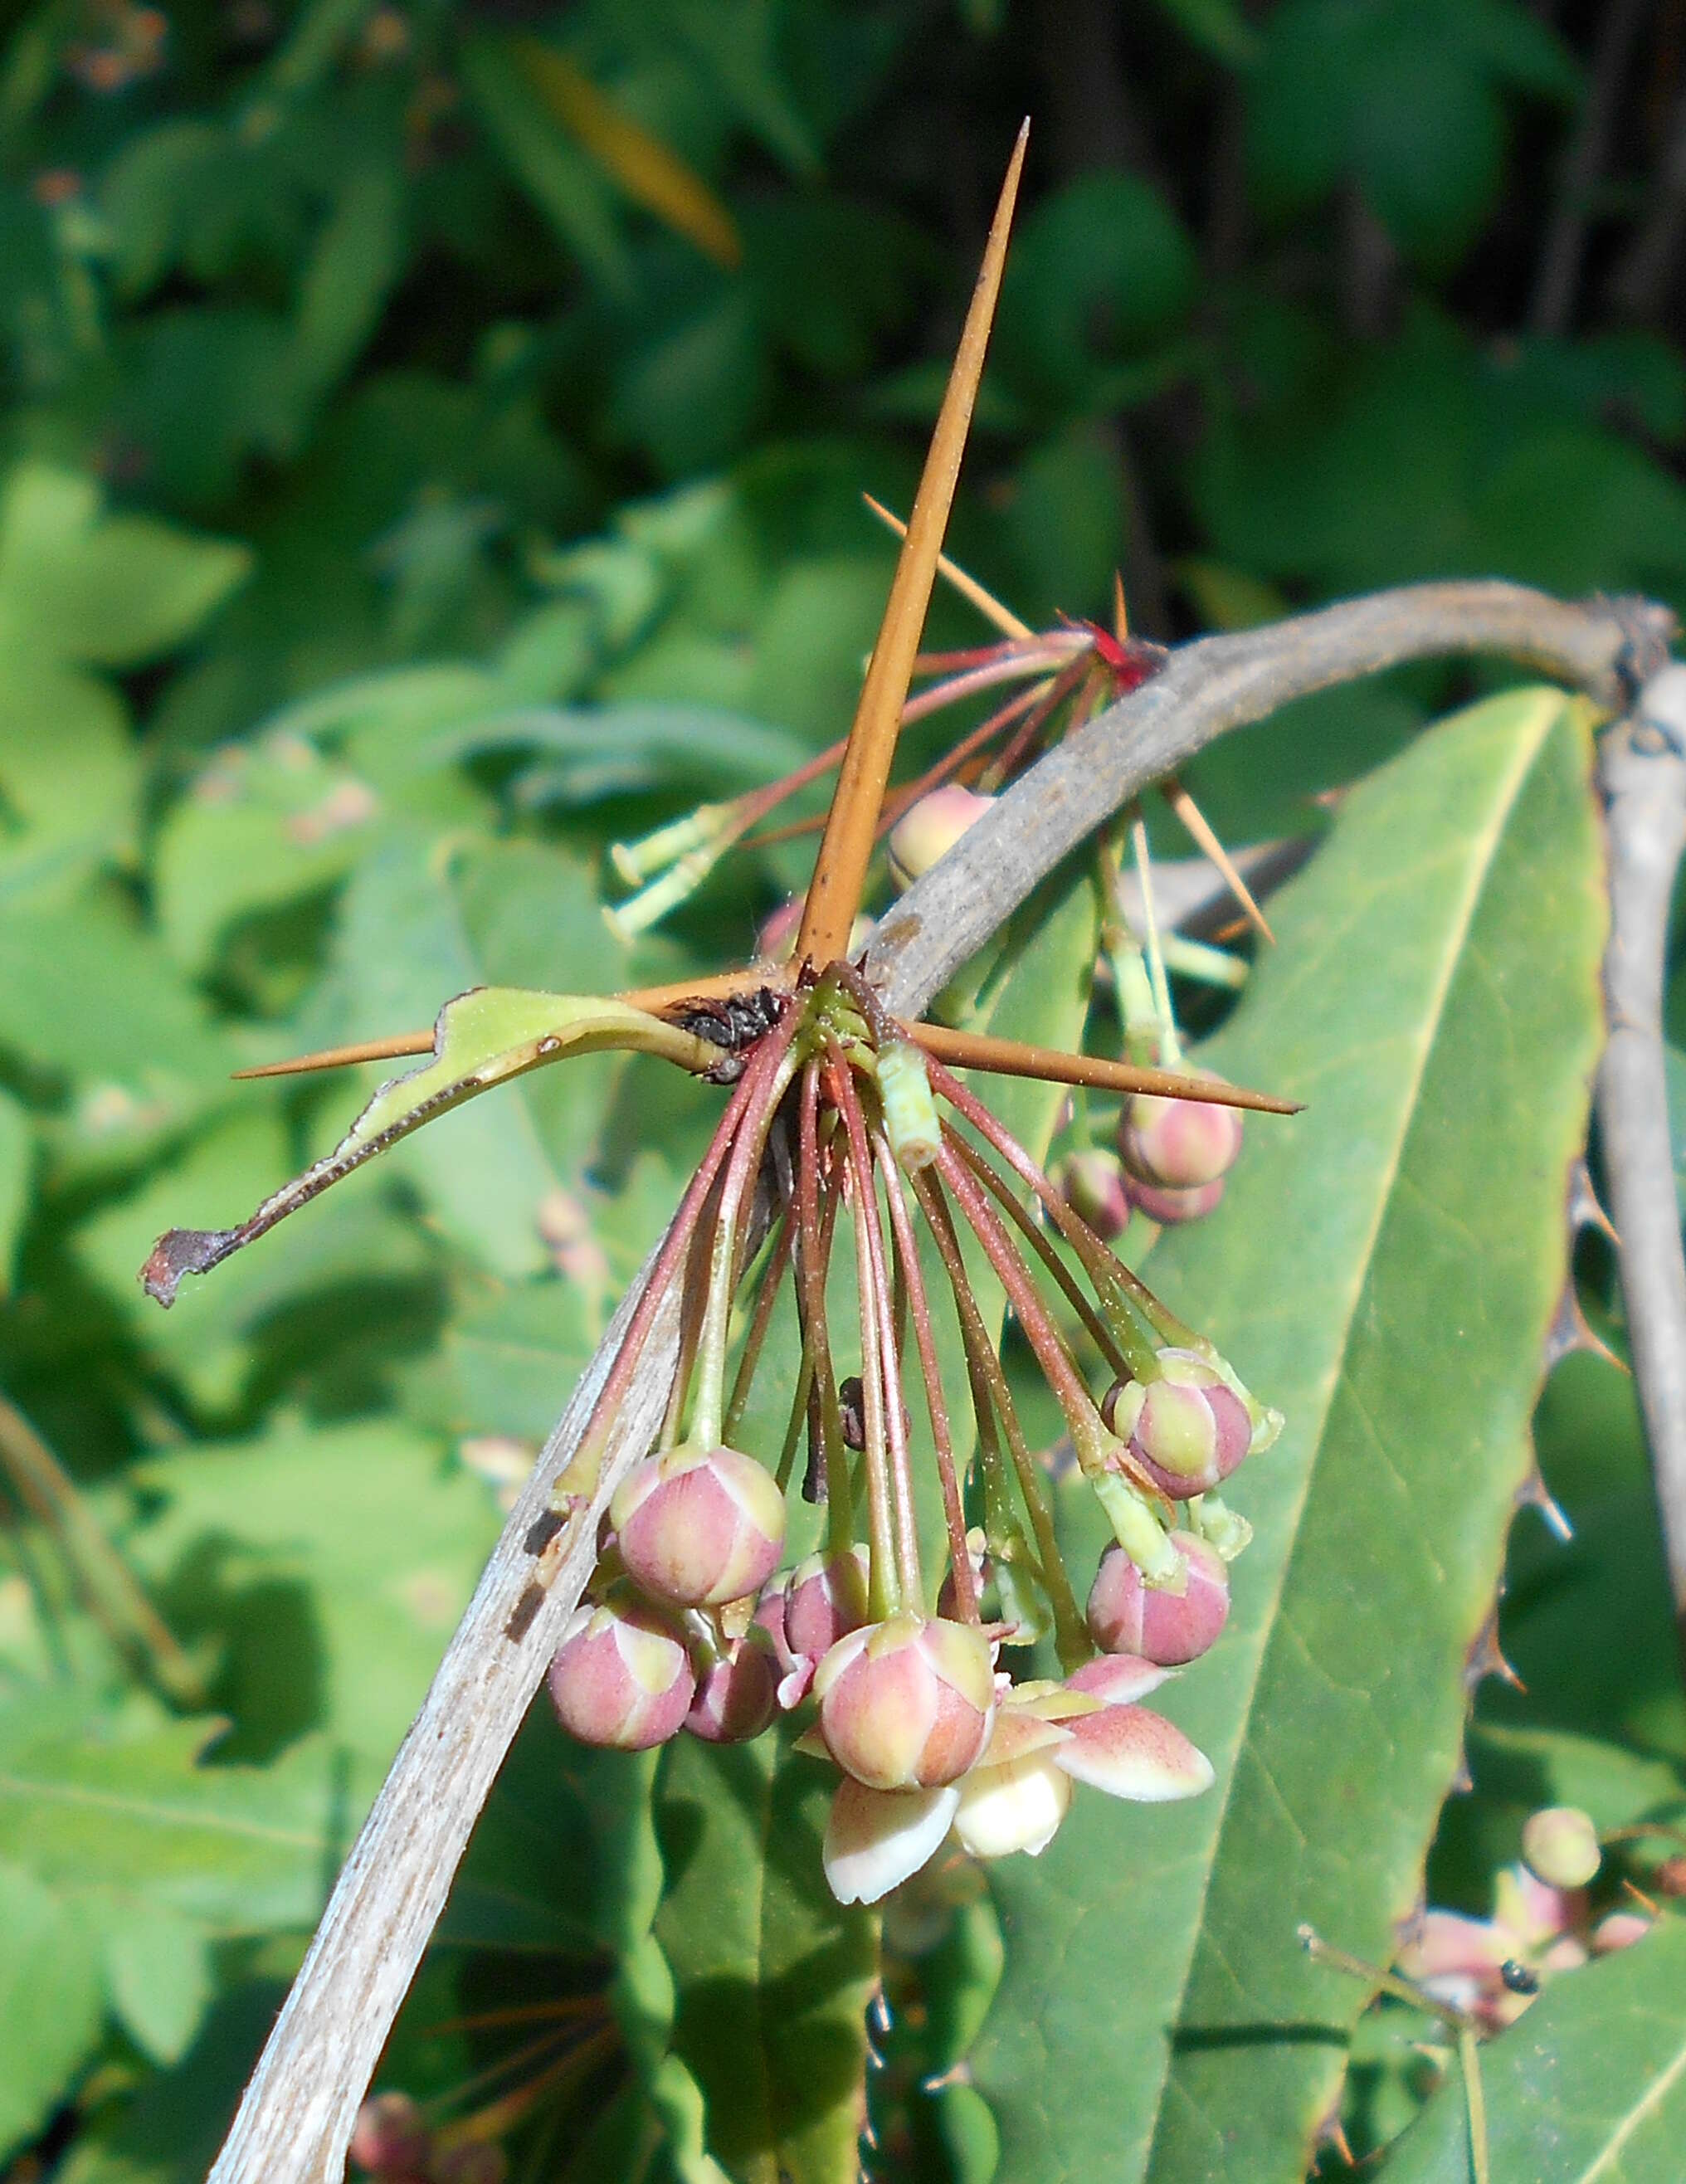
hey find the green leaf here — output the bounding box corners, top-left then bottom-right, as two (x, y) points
(104, 1904), (214, 2066)
(0, 1086), (31, 1292)
(0, 1720), (341, 1931)
(124, 1418), (499, 1771)
(972, 687), (1607, 2183)
(1379, 1918), (1686, 2182)
(0, 1859), (105, 2161)
(654, 1731), (879, 2184)
(294, 161), (406, 397)
(0, 463), (250, 670)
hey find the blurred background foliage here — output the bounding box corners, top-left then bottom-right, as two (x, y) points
(2, 1), (1686, 2179)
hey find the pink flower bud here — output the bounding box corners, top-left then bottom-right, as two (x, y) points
(1125, 1174), (1226, 1226)
(783, 1546), (870, 1658)
(1058, 1148), (1130, 1240)
(351, 2092), (430, 2177)
(1114, 1352), (1251, 1499)
(815, 1613), (996, 1791)
(427, 2148), (506, 2184)
(1087, 1534), (1230, 1664)
(685, 1632), (778, 1743)
(1119, 1073), (1244, 1192)
(888, 785), (994, 888)
(547, 1592), (695, 1750)
(610, 1442), (787, 1607)
(431, 2147), (507, 2184)
(1593, 1910), (1651, 1953)
(1521, 1806), (1601, 1891)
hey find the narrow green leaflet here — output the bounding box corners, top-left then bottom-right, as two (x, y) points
(972, 687), (1607, 2183)
(1380, 1919), (1686, 2182)
(140, 981), (719, 1304)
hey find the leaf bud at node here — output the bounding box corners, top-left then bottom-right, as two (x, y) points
(1521, 1806), (1601, 1891)
(610, 1442), (787, 1606)
(546, 1589), (695, 1750)
(685, 1631), (779, 1743)
(1057, 1148), (1130, 1241)
(888, 785), (995, 888)
(1118, 1071), (1244, 1192)
(350, 2092), (430, 2177)
(1087, 1533), (1230, 1664)
(1126, 1350), (1251, 1499)
(815, 1613), (996, 1790)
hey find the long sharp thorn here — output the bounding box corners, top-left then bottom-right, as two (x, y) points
(909, 1021), (1300, 1115)
(1162, 775), (1276, 943)
(796, 121), (1028, 968)
(1113, 569), (1129, 642)
(861, 494), (1032, 641)
(230, 971), (781, 1080)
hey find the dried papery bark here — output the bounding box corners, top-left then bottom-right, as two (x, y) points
(207, 579), (1671, 2184)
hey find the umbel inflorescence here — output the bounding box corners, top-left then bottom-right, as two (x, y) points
(535, 959), (1280, 1904)
(138, 123), (1289, 1916)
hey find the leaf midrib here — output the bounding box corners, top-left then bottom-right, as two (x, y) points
(1139, 697), (1564, 2172)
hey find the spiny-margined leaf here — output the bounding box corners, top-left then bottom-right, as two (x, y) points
(1378, 1917), (1686, 2182)
(140, 981), (719, 1304)
(971, 685), (1606, 2182)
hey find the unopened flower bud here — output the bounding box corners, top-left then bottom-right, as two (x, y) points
(1522, 1806), (1601, 1891)
(1125, 1174), (1226, 1226)
(782, 1546), (870, 1659)
(1088, 1533), (1230, 1664)
(816, 1613), (995, 1790)
(1122, 1351), (1251, 1500)
(351, 2091), (430, 2177)
(1592, 1910), (1651, 1953)
(1058, 1148), (1130, 1240)
(431, 2147), (506, 2184)
(1118, 1074), (1244, 1192)
(888, 785), (994, 888)
(685, 1631), (778, 1743)
(431, 2146), (507, 2184)
(611, 1442), (786, 1606)
(547, 1591), (695, 1750)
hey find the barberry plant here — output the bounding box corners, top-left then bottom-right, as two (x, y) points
(142, 129), (1289, 1920)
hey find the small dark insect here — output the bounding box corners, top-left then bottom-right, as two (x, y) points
(1498, 1959), (1540, 1996)
(678, 986), (787, 1081)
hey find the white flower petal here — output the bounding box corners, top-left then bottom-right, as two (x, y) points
(823, 1779), (961, 1905)
(953, 1753), (1073, 1860)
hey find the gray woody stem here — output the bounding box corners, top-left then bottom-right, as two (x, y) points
(1599, 665), (1686, 1659)
(208, 578), (1669, 2184)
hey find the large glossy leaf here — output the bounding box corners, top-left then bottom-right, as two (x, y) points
(1380, 1918), (1686, 2182)
(972, 686), (1607, 2182)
